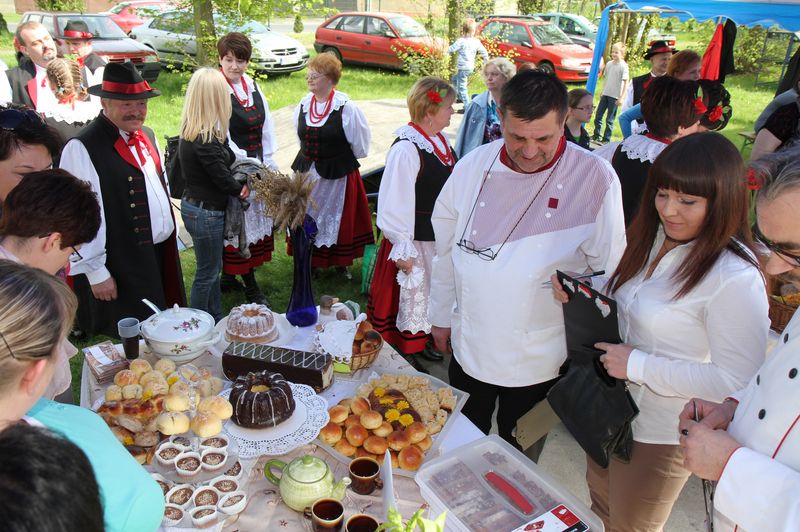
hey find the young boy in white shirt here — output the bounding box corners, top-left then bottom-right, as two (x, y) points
(592, 42), (629, 144)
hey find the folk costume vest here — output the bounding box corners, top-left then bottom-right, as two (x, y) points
(292, 107), (359, 180)
(229, 83), (265, 160)
(5, 60), (36, 108)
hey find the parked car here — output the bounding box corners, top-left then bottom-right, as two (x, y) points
(104, 0), (174, 34)
(314, 12), (445, 70)
(131, 12), (309, 74)
(534, 13), (597, 48)
(476, 16), (597, 82)
(19, 12), (161, 81)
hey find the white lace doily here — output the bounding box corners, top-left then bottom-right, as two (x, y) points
(220, 384), (329, 458)
(314, 314), (367, 363)
(619, 134), (669, 163)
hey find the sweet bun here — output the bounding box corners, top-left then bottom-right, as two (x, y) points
(416, 434), (433, 452)
(354, 320), (373, 341)
(196, 379), (213, 398)
(111, 426), (134, 445)
(389, 450), (399, 469)
(334, 439), (357, 457)
(345, 424), (368, 447)
(373, 421), (393, 438)
(97, 400), (123, 416)
(405, 422), (427, 444)
(164, 393), (191, 412)
(337, 398), (353, 412)
(363, 435), (388, 455)
(143, 380), (168, 399)
(208, 377), (225, 395)
(350, 396), (370, 416)
(191, 412), (223, 438)
(127, 445), (148, 465)
(319, 422), (343, 445)
(154, 358), (177, 376)
(140, 370), (166, 388)
(355, 447), (377, 461)
(398, 446), (423, 471)
(360, 330), (382, 353)
(105, 384), (123, 402)
(134, 430), (159, 447)
(129, 359), (152, 378)
(122, 384), (143, 400)
(165, 372), (181, 386)
(114, 369), (137, 387)
(387, 430), (410, 451)
(170, 381), (190, 396)
(344, 414), (362, 430)
(360, 410), (382, 430)
(197, 396), (233, 420)
(328, 405), (349, 424)
(156, 412), (190, 435)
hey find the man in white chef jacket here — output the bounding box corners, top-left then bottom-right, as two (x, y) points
(429, 70), (626, 453)
(679, 146), (800, 532)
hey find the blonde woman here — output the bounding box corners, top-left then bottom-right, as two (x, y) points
(43, 58), (99, 140)
(178, 67), (249, 320)
(0, 260), (164, 531)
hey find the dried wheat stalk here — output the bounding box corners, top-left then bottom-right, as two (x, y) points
(250, 168), (315, 233)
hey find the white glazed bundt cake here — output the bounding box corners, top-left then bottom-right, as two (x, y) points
(226, 304), (278, 344)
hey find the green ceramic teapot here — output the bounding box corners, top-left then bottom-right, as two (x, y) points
(264, 455), (351, 512)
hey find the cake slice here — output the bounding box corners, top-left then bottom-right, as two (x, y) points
(222, 342), (334, 392)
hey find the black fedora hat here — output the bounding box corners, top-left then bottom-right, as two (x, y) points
(88, 62), (160, 100)
(644, 40), (677, 60)
(63, 20), (94, 39)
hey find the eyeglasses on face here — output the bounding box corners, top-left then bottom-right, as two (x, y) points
(0, 108), (46, 130)
(752, 223), (800, 266)
(456, 239), (498, 261)
(574, 105), (595, 112)
(306, 73), (325, 81)
(69, 246), (83, 264)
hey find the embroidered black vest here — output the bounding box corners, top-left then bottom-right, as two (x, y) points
(631, 73), (654, 106)
(229, 83), (265, 160)
(5, 61), (36, 108)
(292, 106), (359, 180)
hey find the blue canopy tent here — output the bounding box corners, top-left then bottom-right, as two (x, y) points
(586, 0), (800, 94)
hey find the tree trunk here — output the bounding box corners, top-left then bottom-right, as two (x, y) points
(193, 0), (216, 67)
(0, 13), (8, 35)
(447, 0), (462, 77)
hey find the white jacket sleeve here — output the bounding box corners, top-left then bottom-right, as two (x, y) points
(715, 446), (800, 531)
(59, 139), (111, 285)
(377, 141), (420, 261)
(626, 268), (768, 401)
(0, 70), (11, 106)
(341, 102), (371, 159)
(260, 91), (279, 169)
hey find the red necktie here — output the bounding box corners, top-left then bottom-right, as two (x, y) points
(127, 130), (147, 166)
(77, 56), (85, 67)
(40, 76), (46, 87)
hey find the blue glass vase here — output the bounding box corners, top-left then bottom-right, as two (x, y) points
(286, 215), (319, 327)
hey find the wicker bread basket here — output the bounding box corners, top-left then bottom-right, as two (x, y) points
(768, 275), (799, 332)
(348, 337), (383, 371)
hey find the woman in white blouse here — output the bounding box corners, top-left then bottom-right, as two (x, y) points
(291, 53), (373, 272)
(367, 77), (456, 366)
(555, 132), (769, 531)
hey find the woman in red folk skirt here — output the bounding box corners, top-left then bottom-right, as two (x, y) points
(368, 77), (456, 366)
(290, 53), (374, 272)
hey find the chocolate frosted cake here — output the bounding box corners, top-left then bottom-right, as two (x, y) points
(222, 342), (333, 391)
(229, 371), (296, 428)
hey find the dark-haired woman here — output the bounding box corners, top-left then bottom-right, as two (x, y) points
(217, 32), (276, 304)
(554, 132), (769, 531)
(595, 76), (703, 226)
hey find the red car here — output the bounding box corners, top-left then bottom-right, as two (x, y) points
(477, 16), (597, 82)
(105, 0), (173, 33)
(314, 12), (444, 70)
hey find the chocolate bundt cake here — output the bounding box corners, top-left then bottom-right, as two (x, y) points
(229, 371), (296, 428)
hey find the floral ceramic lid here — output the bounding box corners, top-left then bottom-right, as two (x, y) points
(140, 304), (216, 344)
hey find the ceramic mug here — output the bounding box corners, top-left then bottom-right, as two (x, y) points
(348, 457), (383, 496)
(304, 498), (344, 532)
(345, 514), (379, 532)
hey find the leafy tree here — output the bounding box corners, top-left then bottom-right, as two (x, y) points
(36, 0), (84, 10)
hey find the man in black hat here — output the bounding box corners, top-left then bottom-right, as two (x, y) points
(59, 62), (185, 338)
(0, 21), (58, 110)
(63, 20), (107, 87)
(623, 40), (675, 109)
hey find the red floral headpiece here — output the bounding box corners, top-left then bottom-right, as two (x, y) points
(426, 88), (447, 106)
(707, 105), (723, 122)
(746, 168), (763, 191)
(693, 97), (707, 116)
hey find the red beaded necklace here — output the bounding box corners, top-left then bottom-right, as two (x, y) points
(308, 90), (335, 124)
(224, 73), (249, 107)
(408, 122), (454, 166)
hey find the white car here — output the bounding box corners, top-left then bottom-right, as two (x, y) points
(131, 12), (309, 74)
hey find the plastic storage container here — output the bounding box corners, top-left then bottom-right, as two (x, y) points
(415, 434), (604, 531)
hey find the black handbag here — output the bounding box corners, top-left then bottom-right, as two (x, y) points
(546, 271), (639, 468)
(163, 135), (184, 200)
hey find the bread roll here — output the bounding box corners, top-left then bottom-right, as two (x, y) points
(127, 445), (148, 465)
(111, 426), (134, 445)
(116, 414), (144, 433)
(344, 414), (362, 430)
(139, 370), (166, 388)
(98, 400), (123, 417)
(334, 439), (357, 457)
(360, 410), (382, 430)
(350, 396), (370, 416)
(328, 405), (349, 424)
(373, 421), (393, 438)
(355, 447), (377, 461)
(197, 396), (233, 420)
(154, 358), (176, 376)
(164, 393), (191, 412)
(345, 424), (368, 447)
(363, 435), (388, 455)
(105, 385), (123, 402)
(208, 377), (225, 395)
(387, 430), (410, 451)
(122, 384), (143, 400)
(196, 379), (213, 398)
(165, 372), (181, 386)
(191, 412), (222, 438)
(319, 422), (342, 445)
(405, 422), (427, 444)
(129, 359), (152, 378)
(389, 450), (399, 469)
(114, 369), (137, 387)
(134, 430), (159, 447)
(143, 380), (168, 400)
(416, 434), (433, 452)
(398, 446), (423, 471)
(360, 330), (382, 353)
(169, 381), (190, 396)
(156, 412), (190, 435)
(337, 398), (353, 412)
